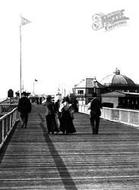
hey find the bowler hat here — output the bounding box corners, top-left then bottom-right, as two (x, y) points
(47, 95), (52, 101)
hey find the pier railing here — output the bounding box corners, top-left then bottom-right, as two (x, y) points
(101, 107), (139, 127)
(0, 104), (17, 116)
(79, 105), (139, 128)
(0, 107), (19, 150)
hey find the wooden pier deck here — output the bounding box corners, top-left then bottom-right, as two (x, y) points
(0, 104), (139, 189)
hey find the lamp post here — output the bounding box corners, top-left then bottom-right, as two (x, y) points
(93, 77), (97, 94)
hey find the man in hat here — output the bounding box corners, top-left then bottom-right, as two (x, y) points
(45, 95), (59, 134)
(18, 92), (32, 128)
(88, 93), (101, 134)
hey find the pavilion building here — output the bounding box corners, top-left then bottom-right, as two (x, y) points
(73, 68), (139, 109)
(73, 77), (104, 104)
(101, 68), (139, 109)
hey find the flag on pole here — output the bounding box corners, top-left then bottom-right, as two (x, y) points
(21, 16), (31, 26)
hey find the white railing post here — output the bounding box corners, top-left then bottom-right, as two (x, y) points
(79, 104), (139, 128)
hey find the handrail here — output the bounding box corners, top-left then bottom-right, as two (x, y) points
(0, 107), (19, 150)
(0, 107), (17, 120)
(79, 105), (139, 127)
(0, 103), (17, 114)
(101, 107), (139, 127)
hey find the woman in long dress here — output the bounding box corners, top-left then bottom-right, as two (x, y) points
(59, 97), (76, 134)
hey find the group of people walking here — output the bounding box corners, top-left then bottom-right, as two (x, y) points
(44, 95), (76, 135)
(44, 93), (102, 135)
(17, 92), (102, 135)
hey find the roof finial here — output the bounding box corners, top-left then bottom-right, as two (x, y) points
(114, 68), (120, 75)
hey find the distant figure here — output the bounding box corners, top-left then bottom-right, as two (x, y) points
(54, 99), (61, 129)
(72, 98), (79, 112)
(45, 95), (59, 134)
(54, 99), (60, 115)
(88, 93), (101, 134)
(18, 92), (32, 128)
(59, 96), (76, 135)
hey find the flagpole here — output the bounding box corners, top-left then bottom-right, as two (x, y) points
(19, 16), (31, 98)
(33, 79), (38, 95)
(19, 23), (22, 98)
(33, 80), (35, 95)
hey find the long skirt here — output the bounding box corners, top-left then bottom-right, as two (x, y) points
(60, 111), (76, 134)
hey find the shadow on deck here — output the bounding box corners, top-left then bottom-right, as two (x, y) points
(0, 104), (139, 189)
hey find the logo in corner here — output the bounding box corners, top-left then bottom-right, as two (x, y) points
(92, 9), (129, 31)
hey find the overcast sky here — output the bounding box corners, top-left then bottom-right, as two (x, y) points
(0, 0), (138, 98)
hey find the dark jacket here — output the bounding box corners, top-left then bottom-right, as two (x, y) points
(45, 101), (55, 115)
(18, 97), (32, 114)
(90, 97), (101, 117)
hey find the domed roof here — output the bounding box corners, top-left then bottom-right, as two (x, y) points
(101, 68), (135, 86)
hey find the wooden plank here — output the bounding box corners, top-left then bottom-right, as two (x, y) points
(0, 104), (139, 189)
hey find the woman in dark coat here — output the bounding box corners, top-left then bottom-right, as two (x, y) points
(60, 97), (76, 134)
